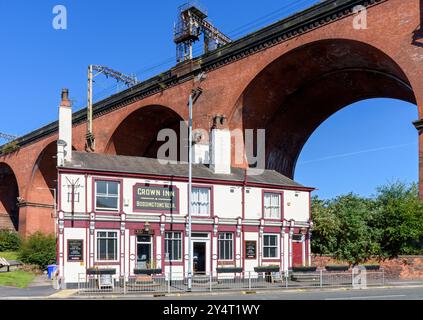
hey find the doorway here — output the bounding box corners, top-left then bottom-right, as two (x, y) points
(193, 242), (206, 274)
(137, 235), (152, 269)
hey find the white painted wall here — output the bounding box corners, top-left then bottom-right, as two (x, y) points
(63, 228), (87, 283)
(213, 185), (242, 218)
(244, 188), (262, 219)
(60, 174), (86, 214)
(244, 232), (259, 273)
(284, 190), (310, 222)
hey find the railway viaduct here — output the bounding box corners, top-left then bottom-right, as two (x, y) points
(1, 0), (422, 236)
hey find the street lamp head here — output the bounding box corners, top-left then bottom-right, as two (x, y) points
(57, 139), (67, 147)
(194, 72), (207, 83)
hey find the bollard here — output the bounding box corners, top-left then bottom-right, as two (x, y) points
(320, 270), (323, 288)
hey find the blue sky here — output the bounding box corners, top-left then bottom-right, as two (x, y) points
(0, 0), (419, 199)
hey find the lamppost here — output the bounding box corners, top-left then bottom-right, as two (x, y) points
(187, 74), (205, 292)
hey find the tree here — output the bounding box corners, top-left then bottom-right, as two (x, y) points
(373, 182), (423, 258)
(18, 232), (56, 269)
(310, 196), (340, 255)
(0, 230), (21, 252)
(331, 194), (379, 265)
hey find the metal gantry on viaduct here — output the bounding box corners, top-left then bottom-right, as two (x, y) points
(0, 0), (423, 236)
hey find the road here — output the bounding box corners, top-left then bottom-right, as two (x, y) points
(62, 285), (423, 301)
(1, 283), (423, 300)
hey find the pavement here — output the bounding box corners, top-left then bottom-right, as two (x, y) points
(0, 275), (57, 299)
(0, 278), (423, 300)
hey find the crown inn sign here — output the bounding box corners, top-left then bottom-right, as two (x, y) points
(133, 184), (179, 213)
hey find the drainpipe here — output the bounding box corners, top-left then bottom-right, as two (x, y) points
(241, 169), (247, 271)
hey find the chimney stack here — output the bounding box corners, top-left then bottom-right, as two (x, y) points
(192, 131), (210, 165)
(57, 89), (72, 167)
(209, 115), (231, 175)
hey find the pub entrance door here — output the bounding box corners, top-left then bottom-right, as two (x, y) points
(137, 235), (152, 269)
(193, 242), (206, 274)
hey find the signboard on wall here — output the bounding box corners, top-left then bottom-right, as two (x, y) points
(245, 241), (257, 259)
(134, 184), (179, 213)
(67, 240), (84, 262)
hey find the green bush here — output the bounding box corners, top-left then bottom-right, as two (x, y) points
(18, 232), (56, 269)
(0, 230), (21, 252)
(311, 181), (423, 264)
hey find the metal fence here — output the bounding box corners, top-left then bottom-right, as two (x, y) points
(77, 269), (385, 295)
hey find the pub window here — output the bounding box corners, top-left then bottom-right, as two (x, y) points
(218, 233), (234, 261)
(191, 187), (211, 216)
(95, 180), (119, 211)
(97, 231), (118, 261)
(165, 232), (182, 262)
(263, 192), (281, 219)
(263, 234), (279, 259)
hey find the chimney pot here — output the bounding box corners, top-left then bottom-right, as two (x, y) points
(60, 88), (71, 108)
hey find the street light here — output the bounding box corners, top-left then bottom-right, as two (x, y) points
(187, 79), (205, 292)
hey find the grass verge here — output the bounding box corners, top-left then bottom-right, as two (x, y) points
(0, 252), (36, 288)
(0, 270), (35, 288)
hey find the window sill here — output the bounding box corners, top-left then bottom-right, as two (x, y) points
(262, 258), (280, 262)
(94, 261), (120, 266)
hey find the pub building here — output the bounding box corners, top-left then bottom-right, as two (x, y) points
(56, 92), (314, 285)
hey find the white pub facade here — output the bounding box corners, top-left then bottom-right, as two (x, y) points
(55, 91), (314, 285)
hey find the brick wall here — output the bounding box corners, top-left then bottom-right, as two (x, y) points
(312, 255), (423, 280)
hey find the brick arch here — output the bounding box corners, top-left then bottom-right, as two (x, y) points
(0, 162), (19, 231)
(232, 38), (417, 178)
(24, 141), (76, 234)
(104, 105), (186, 160)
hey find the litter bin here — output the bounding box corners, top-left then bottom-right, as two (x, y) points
(47, 265), (58, 280)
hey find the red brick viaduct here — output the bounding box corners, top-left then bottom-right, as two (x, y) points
(1, 0), (422, 236)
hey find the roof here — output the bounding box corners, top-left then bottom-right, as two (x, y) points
(62, 152), (312, 190)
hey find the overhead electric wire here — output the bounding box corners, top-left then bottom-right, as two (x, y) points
(227, 0), (316, 38)
(82, 0), (321, 107)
